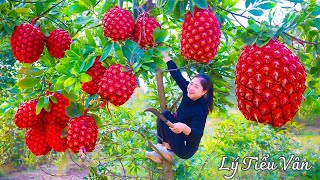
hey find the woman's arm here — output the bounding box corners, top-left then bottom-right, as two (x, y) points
(161, 51), (171, 63)
(161, 52), (189, 92)
(170, 122), (191, 135)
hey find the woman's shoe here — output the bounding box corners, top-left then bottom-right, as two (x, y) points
(152, 144), (174, 162)
(146, 151), (162, 164)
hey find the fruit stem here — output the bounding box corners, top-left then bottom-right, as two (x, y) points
(31, 17), (40, 25)
(118, 0), (124, 9)
(83, 108), (89, 116)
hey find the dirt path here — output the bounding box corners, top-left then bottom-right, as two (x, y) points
(1, 161), (90, 180)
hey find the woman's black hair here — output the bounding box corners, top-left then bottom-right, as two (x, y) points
(194, 73), (214, 112)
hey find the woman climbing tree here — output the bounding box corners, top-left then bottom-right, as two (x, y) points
(146, 51), (214, 163)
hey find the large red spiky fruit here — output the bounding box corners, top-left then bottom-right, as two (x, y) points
(67, 115), (98, 153)
(26, 126), (52, 156)
(82, 57), (107, 95)
(15, 100), (46, 129)
(46, 29), (71, 59)
(98, 64), (137, 106)
(133, 13), (161, 48)
(102, 6), (134, 41)
(46, 122), (67, 152)
(45, 92), (70, 127)
(235, 39), (307, 127)
(180, 7), (221, 63)
(10, 23), (45, 63)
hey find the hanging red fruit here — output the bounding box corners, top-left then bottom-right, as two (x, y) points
(98, 64), (137, 106)
(82, 57), (107, 95)
(102, 6), (134, 41)
(235, 39), (306, 127)
(67, 115), (98, 153)
(133, 12), (161, 48)
(46, 29), (71, 59)
(180, 7), (221, 63)
(10, 22), (45, 63)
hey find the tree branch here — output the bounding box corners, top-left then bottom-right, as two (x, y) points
(215, 6), (320, 45)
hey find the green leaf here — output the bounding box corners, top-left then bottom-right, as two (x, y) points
(241, 32), (257, 45)
(310, 67), (319, 74)
(163, 0), (175, 15)
(72, 62), (81, 75)
(173, 1), (182, 20)
(66, 102), (84, 118)
(247, 23), (260, 33)
(79, 73), (92, 82)
(64, 77), (77, 87)
(156, 46), (171, 52)
(193, 0), (208, 9)
(249, 9), (263, 16)
(153, 27), (168, 44)
(256, 37), (271, 47)
(36, 97), (44, 115)
(62, 91), (78, 102)
(85, 29), (96, 46)
(17, 77), (40, 89)
(81, 56), (96, 72)
(258, 2), (276, 10)
(43, 96), (50, 111)
(245, 0), (251, 8)
(50, 95), (58, 103)
(143, 49), (153, 62)
(18, 67), (44, 76)
(314, 18), (320, 31)
(114, 43), (125, 64)
(100, 42), (113, 61)
(281, 33), (292, 45)
(287, 0), (303, 3)
(65, 3), (89, 15)
(56, 64), (70, 75)
(89, 113), (103, 128)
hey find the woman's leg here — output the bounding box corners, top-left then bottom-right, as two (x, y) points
(156, 110), (177, 144)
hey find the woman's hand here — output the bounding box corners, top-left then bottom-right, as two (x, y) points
(170, 122), (186, 134)
(161, 51), (171, 63)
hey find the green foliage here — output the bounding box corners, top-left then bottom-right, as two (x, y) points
(173, 113), (320, 179)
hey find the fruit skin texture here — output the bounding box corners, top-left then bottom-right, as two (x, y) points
(26, 126), (52, 156)
(133, 13), (161, 48)
(67, 115), (98, 153)
(45, 92), (70, 127)
(46, 29), (71, 59)
(10, 23), (45, 63)
(46, 122), (68, 152)
(235, 39), (306, 127)
(102, 6), (134, 41)
(15, 100), (46, 129)
(82, 57), (107, 95)
(98, 64), (137, 106)
(180, 8), (221, 63)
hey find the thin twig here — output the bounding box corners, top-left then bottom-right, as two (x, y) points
(39, 0), (65, 18)
(283, 32), (319, 45)
(215, 6), (319, 45)
(119, 159), (127, 180)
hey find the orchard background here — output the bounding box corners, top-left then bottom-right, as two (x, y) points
(0, 0), (320, 179)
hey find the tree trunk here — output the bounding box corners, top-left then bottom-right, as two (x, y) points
(155, 67), (174, 180)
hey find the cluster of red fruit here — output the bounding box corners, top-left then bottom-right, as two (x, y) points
(102, 6), (161, 48)
(81, 57), (138, 106)
(14, 92), (98, 156)
(10, 19), (71, 63)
